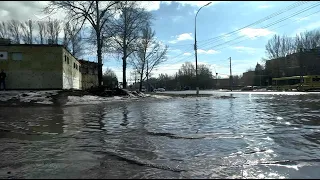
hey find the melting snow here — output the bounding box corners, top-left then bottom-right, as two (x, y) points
(0, 90), (59, 104)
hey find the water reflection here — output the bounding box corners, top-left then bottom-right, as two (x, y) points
(0, 107), (64, 140)
(1, 93), (320, 178)
(120, 105), (129, 127)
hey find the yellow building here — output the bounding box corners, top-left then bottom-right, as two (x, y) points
(0, 43), (82, 90)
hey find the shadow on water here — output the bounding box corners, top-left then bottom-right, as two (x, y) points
(0, 107), (64, 141)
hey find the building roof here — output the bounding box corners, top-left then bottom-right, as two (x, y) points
(0, 44), (64, 47)
(78, 59), (99, 64)
(77, 59), (101, 68)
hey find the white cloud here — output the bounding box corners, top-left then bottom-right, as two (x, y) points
(168, 48), (181, 54)
(140, 1), (161, 11)
(169, 33), (193, 44)
(197, 49), (219, 54)
(183, 52), (192, 56)
(232, 46), (257, 54)
(293, 20), (320, 36)
(257, 5), (271, 9)
(172, 15), (183, 22)
(176, 1), (225, 7)
(239, 28), (275, 39)
(162, 1), (173, 5)
(177, 33), (193, 41)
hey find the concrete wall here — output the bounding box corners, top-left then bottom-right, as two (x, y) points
(81, 74), (98, 90)
(0, 45), (63, 89)
(79, 60), (98, 90)
(62, 48), (82, 90)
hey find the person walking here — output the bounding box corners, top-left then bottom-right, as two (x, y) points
(0, 69), (6, 91)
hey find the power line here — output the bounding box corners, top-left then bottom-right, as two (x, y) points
(197, 2), (320, 53)
(209, 8), (320, 58)
(161, 4), (320, 68)
(163, 1), (310, 65)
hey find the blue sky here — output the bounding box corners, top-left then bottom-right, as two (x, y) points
(1, 1), (320, 83)
(98, 1), (320, 82)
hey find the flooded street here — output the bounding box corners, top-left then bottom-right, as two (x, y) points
(1, 92), (320, 179)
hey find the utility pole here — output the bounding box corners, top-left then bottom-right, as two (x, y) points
(229, 57), (232, 91)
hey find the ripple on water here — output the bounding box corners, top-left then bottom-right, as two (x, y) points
(1, 93), (320, 178)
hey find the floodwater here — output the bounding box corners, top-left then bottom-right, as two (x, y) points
(1, 91), (320, 179)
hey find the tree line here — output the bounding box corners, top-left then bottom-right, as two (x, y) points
(245, 28), (320, 87)
(130, 62), (240, 91)
(0, 19), (84, 58)
(0, 1), (168, 89)
(265, 29), (320, 59)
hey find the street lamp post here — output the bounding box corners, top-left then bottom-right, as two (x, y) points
(195, 2), (211, 95)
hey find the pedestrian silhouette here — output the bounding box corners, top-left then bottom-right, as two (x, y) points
(0, 69), (6, 90)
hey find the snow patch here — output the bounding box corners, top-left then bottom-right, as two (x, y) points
(0, 90), (59, 104)
(151, 95), (172, 99)
(65, 95), (127, 105)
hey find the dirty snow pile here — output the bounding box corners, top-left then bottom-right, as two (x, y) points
(65, 95), (128, 105)
(0, 90), (59, 104)
(150, 94), (172, 99)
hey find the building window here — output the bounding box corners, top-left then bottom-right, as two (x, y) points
(313, 77), (320, 82)
(64, 55), (67, 62)
(74, 63), (76, 69)
(0, 52), (8, 60)
(12, 52), (23, 61)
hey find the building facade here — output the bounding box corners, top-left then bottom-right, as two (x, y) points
(241, 70), (255, 86)
(265, 48), (320, 78)
(0, 42), (82, 90)
(78, 59), (99, 90)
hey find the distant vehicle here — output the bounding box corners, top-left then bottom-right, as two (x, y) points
(154, 88), (165, 92)
(141, 88), (146, 92)
(272, 75), (320, 91)
(241, 86), (254, 91)
(184, 86), (191, 90)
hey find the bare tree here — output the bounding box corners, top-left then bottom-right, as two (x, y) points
(295, 30), (320, 50)
(63, 21), (70, 47)
(37, 21), (46, 44)
(44, 1), (120, 86)
(8, 20), (22, 44)
(280, 35), (295, 57)
(20, 20), (33, 44)
(0, 21), (10, 39)
(106, 1), (152, 89)
(63, 21), (84, 58)
(265, 34), (296, 59)
(46, 19), (61, 44)
(131, 24), (167, 91)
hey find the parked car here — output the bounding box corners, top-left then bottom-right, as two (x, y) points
(157, 88), (166, 92)
(241, 86), (254, 91)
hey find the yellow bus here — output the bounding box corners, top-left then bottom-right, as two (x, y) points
(272, 75), (320, 91)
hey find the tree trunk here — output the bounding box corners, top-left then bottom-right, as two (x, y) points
(97, 31), (102, 86)
(139, 73), (143, 91)
(96, 1), (102, 86)
(122, 56), (127, 89)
